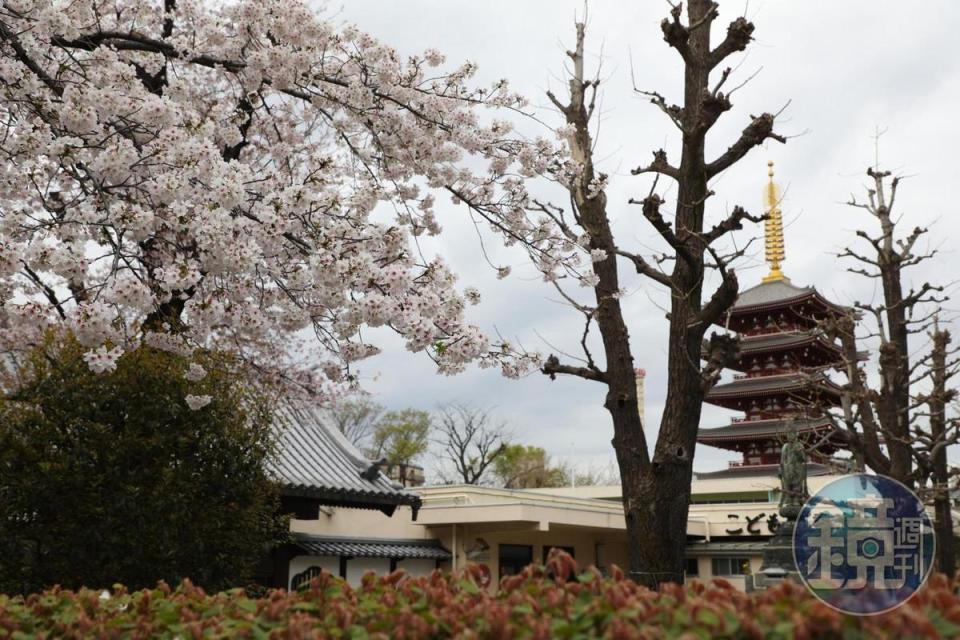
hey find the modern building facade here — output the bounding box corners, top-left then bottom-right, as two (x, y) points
(286, 473), (851, 591)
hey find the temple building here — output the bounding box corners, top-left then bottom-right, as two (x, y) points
(259, 403), (449, 589)
(696, 161), (852, 478)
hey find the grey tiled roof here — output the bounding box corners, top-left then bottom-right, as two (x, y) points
(706, 372), (843, 399)
(694, 462), (836, 480)
(737, 331), (836, 354)
(734, 280), (815, 308)
(292, 533), (451, 559)
(685, 541), (768, 556)
(269, 403), (420, 512)
(697, 417), (835, 442)
(730, 280), (848, 315)
(701, 331), (841, 361)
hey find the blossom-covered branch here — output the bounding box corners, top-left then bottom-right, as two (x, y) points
(0, 0), (574, 393)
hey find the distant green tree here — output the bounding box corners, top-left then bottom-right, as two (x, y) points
(0, 336), (288, 594)
(492, 444), (568, 489)
(369, 409), (431, 466)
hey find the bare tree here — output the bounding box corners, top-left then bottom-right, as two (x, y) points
(835, 168), (943, 482)
(435, 404), (508, 485)
(492, 444), (569, 489)
(923, 322), (959, 575)
(325, 397), (384, 450)
(533, 2), (785, 585)
(829, 166), (958, 573)
(556, 460), (621, 487)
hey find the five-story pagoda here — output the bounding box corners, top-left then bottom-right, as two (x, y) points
(697, 162), (850, 476)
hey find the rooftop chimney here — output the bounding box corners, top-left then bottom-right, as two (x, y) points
(635, 368), (646, 430)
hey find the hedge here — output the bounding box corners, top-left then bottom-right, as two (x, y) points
(1, 552), (959, 639)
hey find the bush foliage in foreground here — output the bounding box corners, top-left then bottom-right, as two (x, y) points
(2, 554), (959, 640)
(0, 337), (287, 594)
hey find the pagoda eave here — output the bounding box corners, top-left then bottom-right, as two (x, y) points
(695, 461), (841, 480)
(697, 420), (834, 440)
(705, 374), (844, 407)
(727, 282), (851, 319)
(697, 420), (838, 452)
(728, 293), (844, 318)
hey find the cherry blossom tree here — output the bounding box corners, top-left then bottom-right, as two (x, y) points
(0, 0), (572, 396)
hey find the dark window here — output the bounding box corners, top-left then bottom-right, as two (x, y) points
(595, 543), (608, 575)
(542, 545), (575, 564)
(684, 558), (699, 577)
(711, 557), (751, 576)
(499, 544), (533, 577)
(290, 566), (324, 590)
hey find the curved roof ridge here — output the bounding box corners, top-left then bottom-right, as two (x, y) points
(269, 400), (418, 510)
(697, 417), (836, 441)
(731, 279), (847, 314)
(706, 370), (844, 398)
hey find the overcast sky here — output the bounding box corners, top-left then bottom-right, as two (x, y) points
(328, 1), (960, 479)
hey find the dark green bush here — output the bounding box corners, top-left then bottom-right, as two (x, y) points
(0, 337), (288, 594)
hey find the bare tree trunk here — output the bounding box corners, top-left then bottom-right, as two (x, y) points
(833, 315), (891, 475)
(879, 255), (912, 483)
(929, 327), (955, 576)
(624, 4), (711, 580)
(840, 169), (939, 486)
(542, 1), (783, 587)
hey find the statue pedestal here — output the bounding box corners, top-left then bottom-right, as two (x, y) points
(746, 519), (802, 592)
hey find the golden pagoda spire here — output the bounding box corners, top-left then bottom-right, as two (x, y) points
(762, 160), (789, 283)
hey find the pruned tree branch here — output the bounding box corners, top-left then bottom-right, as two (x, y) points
(706, 113), (786, 178)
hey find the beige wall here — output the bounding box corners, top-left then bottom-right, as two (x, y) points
(290, 505), (429, 539)
(427, 524), (629, 585)
(687, 554), (763, 587)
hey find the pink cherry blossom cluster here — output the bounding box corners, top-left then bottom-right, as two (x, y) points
(81, 344), (124, 374)
(0, 0), (587, 397)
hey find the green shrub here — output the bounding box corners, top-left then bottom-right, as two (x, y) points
(1, 552), (958, 639)
(0, 337), (288, 594)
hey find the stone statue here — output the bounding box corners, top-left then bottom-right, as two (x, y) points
(751, 430), (809, 591)
(778, 430), (809, 520)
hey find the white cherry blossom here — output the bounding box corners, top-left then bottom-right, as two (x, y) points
(0, 0), (578, 397)
(184, 394), (213, 411)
